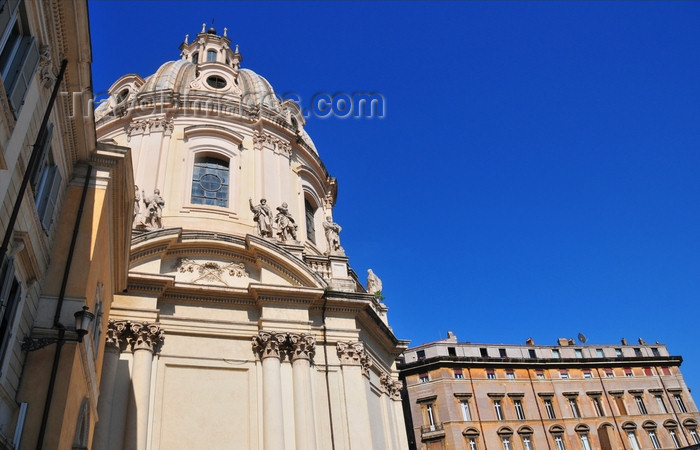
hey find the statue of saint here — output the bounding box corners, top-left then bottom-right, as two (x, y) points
(323, 216), (344, 255)
(132, 185), (146, 228)
(367, 269), (383, 296)
(274, 202), (297, 242)
(249, 198), (273, 237)
(143, 188), (165, 229)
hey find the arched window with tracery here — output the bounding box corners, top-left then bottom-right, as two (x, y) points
(191, 155), (229, 207)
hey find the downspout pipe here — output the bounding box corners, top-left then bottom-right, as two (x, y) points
(0, 59), (67, 264)
(321, 293), (336, 450)
(35, 164), (92, 450)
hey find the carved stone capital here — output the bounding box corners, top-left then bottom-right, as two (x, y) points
(360, 351), (373, 377)
(337, 341), (366, 366)
(129, 322), (164, 353)
(379, 373), (391, 394)
(252, 331), (287, 360)
(288, 333), (315, 362)
(390, 380), (404, 401)
(105, 320), (129, 352)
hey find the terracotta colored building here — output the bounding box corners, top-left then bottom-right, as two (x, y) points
(400, 333), (700, 450)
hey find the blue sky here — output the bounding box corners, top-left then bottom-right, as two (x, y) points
(89, 2), (700, 391)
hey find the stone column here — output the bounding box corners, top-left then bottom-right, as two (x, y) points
(252, 331), (287, 450)
(93, 320), (128, 450)
(124, 322), (164, 450)
(288, 333), (317, 450)
(337, 341), (373, 449)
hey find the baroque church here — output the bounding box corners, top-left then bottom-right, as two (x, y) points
(88, 25), (409, 450)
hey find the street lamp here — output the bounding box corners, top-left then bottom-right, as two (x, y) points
(22, 306), (95, 352)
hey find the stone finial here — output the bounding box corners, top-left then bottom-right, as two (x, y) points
(201, 23), (206, 33)
(105, 320), (129, 352)
(621, 337), (628, 346)
(129, 322), (164, 352)
(638, 337), (646, 345)
(223, 27), (227, 37)
(367, 269), (382, 296)
(184, 34), (189, 44)
(287, 333), (316, 361)
(252, 331), (287, 360)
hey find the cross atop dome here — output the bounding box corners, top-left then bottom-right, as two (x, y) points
(179, 22), (241, 69)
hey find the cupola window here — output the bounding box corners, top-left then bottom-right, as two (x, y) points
(191, 52), (199, 64)
(191, 155), (229, 207)
(207, 50), (217, 62)
(305, 199), (316, 243)
(206, 75), (227, 89)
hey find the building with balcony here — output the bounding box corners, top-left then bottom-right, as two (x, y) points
(89, 25), (408, 450)
(399, 332), (700, 450)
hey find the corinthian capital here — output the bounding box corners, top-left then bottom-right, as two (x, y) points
(129, 322), (164, 352)
(252, 331), (287, 360)
(287, 333), (315, 361)
(336, 341), (366, 366)
(390, 380), (404, 401)
(105, 320), (129, 352)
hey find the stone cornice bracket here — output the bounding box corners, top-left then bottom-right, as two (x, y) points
(337, 341), (372, 376)
(288, 333), (316, 362)
(252, 131), (292, 156)
(105, 320), (130, 352)
(129, 322), (164, 353)
(252, 331), (287, 360)
(126, 119), (150, 140)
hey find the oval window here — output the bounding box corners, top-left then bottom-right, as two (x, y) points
(206, 75), (227, 89)
(116, 88), (129, 104)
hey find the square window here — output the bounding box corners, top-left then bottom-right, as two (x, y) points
(506, 370), (515, 379)
(419, 373), (429, 383)
(651, 348), (660, 357)
(417, 350), (425, 360)
(487, 369), (496, 380)
(662, 366), (671, 376)
(529, 349), (536, 358)
(552, 349), (560, 359)
(448, 347), (456, 357)
(597, 348), (604, 357)
(454, 368), (464, 379)
(583, 369), (592, 378)
(624, 368), (633, 377)
(480, 347), (489, 358)
(575, 349), (583, 358)
(535, 369), (545, 379)
(499, 348), (507, 358)
(615, 348), (623, 357)
(605, 368), (614, 378)
(643, 367), (652, 376)
(560, 369), (569, 379)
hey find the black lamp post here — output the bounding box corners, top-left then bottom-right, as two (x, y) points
(22, 306), (95, 352)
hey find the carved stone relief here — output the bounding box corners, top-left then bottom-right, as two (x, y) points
(175, 257), (249, 285)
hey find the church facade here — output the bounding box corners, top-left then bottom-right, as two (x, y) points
(90, 25), (408, 450)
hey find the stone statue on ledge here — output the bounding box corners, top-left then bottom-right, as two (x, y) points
(249, 198), (273, 238)
(143, 189), (165, 229)
(367, 269), (383, 297)
(274, 202), (297, 242)
(323, 216), (344, 255)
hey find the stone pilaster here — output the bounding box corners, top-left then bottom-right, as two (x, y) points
(124, 322), (164, 450)
(337, 341), (373, 449)
(93, 320), (129, 450)
(288, 333), (317, 450)
(252, 331), (287, 450)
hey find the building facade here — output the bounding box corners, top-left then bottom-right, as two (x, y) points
(91, 25), (408, 450)
(0, 1), (132, 449)
(400, 333), (700, 450)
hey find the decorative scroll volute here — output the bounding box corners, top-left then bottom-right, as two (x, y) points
(105, 320), (129, 352)
(252, 331), (287, 360)
(288, 333), (316, 362)
(390, 380), (403, 401)
(129, 322), (164, 352)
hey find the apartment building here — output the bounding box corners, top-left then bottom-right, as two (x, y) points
(399, 332), (700, 450)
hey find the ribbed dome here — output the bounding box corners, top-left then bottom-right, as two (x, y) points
(137, 59), (281, 110)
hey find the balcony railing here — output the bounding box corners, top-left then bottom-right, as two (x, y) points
(420, 423), (445, 438)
